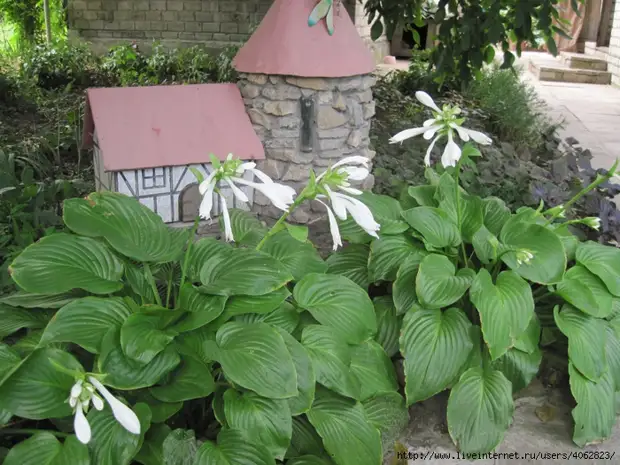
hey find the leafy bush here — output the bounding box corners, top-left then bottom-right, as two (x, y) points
(20, 41), (101, 89)
(463, 66), (553, 150)
(330, 147), (620, 453)
(0, 184), (405, 463)
(0, 150), (89, 293)
(102, 42), (239, 86)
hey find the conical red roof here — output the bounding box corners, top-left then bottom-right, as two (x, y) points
(233, 0), (375, 78)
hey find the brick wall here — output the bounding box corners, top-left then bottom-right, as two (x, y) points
(68, 0), (389, 60)
(68, 0), (272, 51)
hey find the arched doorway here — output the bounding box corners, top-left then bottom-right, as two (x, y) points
(178, 183), (202, 222)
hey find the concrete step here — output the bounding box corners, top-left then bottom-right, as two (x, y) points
(529, 59), (611, 84)
(560, 51), (608, 71)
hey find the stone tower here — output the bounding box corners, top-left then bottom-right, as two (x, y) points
(233, 0), (378, 223)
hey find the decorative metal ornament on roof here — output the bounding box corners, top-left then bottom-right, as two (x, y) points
(308, 0), (341, 35)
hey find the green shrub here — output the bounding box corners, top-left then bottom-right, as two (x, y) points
(463, 65), (553, 150)
(20, 41), (101, 89)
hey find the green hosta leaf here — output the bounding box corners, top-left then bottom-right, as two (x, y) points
(368, 234), (421, 282)
(139, 392), (182, 423)
(196, 428), (275, 465)
(0, 291), (83, 309)
(200, 248), (293, 296)
(407, 185), (438, 207)
(225, 208), (268, 247)
(513, 315), (541, 354)
(64, 192), (185, 262)
(401, 206), (461, 248)
(163, 429), (198, 465)
(554, 225), (579, 263)
(175, 326), (217, 364)
(237, 302), (300, 334)
(123, 261), (157, 302)
(447, 367), (514, 454)
(373, 296), (400, 357)
(435, 174), (484, 242)
(215, 322), (297, 398)
(224, 287), (291, 316)
(88, 402), (151, 465)
(0, 348), (82, 419)
(135, 423), (171, 465)
(326, 244), (370, 288)
(121, 311), (176, 365)
(99, 327), (180, 389)
(288, 416), (326, 458)
(262, 231), (327, 281)
(472, 225), (498, 264)
(150, 355), (214, 402)
(554, 305), (606, 381)
(301, 325), (360, 400)
(350, 340), (398, 401)
(224, 389), (292, 460)
(500, 222), (566, 285)
(492, 347), (542, 393)
(356, 191), (410, 235)
(416, 254), (475, 309)
(400, 308), (473, 405)
(41, 297), (132, 353)
(460, 325), (483, 373)
(337, 217), (373, 244)
(184, 238), (232, 282)
(606, 323), (620, 389)
(3, 434), (89, 465)
(277, 328), (316, 415)
(556, 265), (613, 318)
(470, 269), (534, 360)
(482, 197), (510, 236)
(0, 305), (51, 339)
(576, 241), (620, 296)
(286, 223), (309, 242)
(294, 273), (376, 344)
(179, 284), (227, 321)
(307, 387), (382, 465)
(9, 233), (123, 294)
(392, 252), (426, 315)
(287, 457), (334, 465)
(362, 392), (409, 450)
(569, 363), (615, 447)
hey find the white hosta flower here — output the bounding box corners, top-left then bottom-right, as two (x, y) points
(389, 91), (491, 168)
(198, 154), (296, 242)
(316, 156), (380, 250)
(69, 378), (140, 445)
(582, 217), (601, 231)
(515, 249), (534, 266)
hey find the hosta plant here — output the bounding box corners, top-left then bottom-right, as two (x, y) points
(326, 94), (620, 454)
(0, 156), (408, 465)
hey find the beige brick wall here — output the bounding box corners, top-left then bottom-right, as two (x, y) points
(68, 0), (271, 51)
(69, 0), (389, 60)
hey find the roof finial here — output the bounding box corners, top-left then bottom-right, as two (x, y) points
(308, 0), (341, 36)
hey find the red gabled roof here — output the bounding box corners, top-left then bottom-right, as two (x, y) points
(233, 0), (375, 77)
(82, 83), (264, 172)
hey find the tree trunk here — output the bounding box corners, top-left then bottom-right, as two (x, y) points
(43, 0), (52, 43)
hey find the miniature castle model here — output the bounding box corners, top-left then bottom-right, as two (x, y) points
(83, 0), (377, 225)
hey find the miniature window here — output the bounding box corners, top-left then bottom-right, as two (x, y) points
(142, 168), (166, 189)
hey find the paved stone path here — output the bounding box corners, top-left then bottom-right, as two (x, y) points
(516, 52), (620, 171)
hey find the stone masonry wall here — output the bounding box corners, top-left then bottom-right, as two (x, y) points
(68, 0), (271, 52)
(237, 73), (377, 224)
